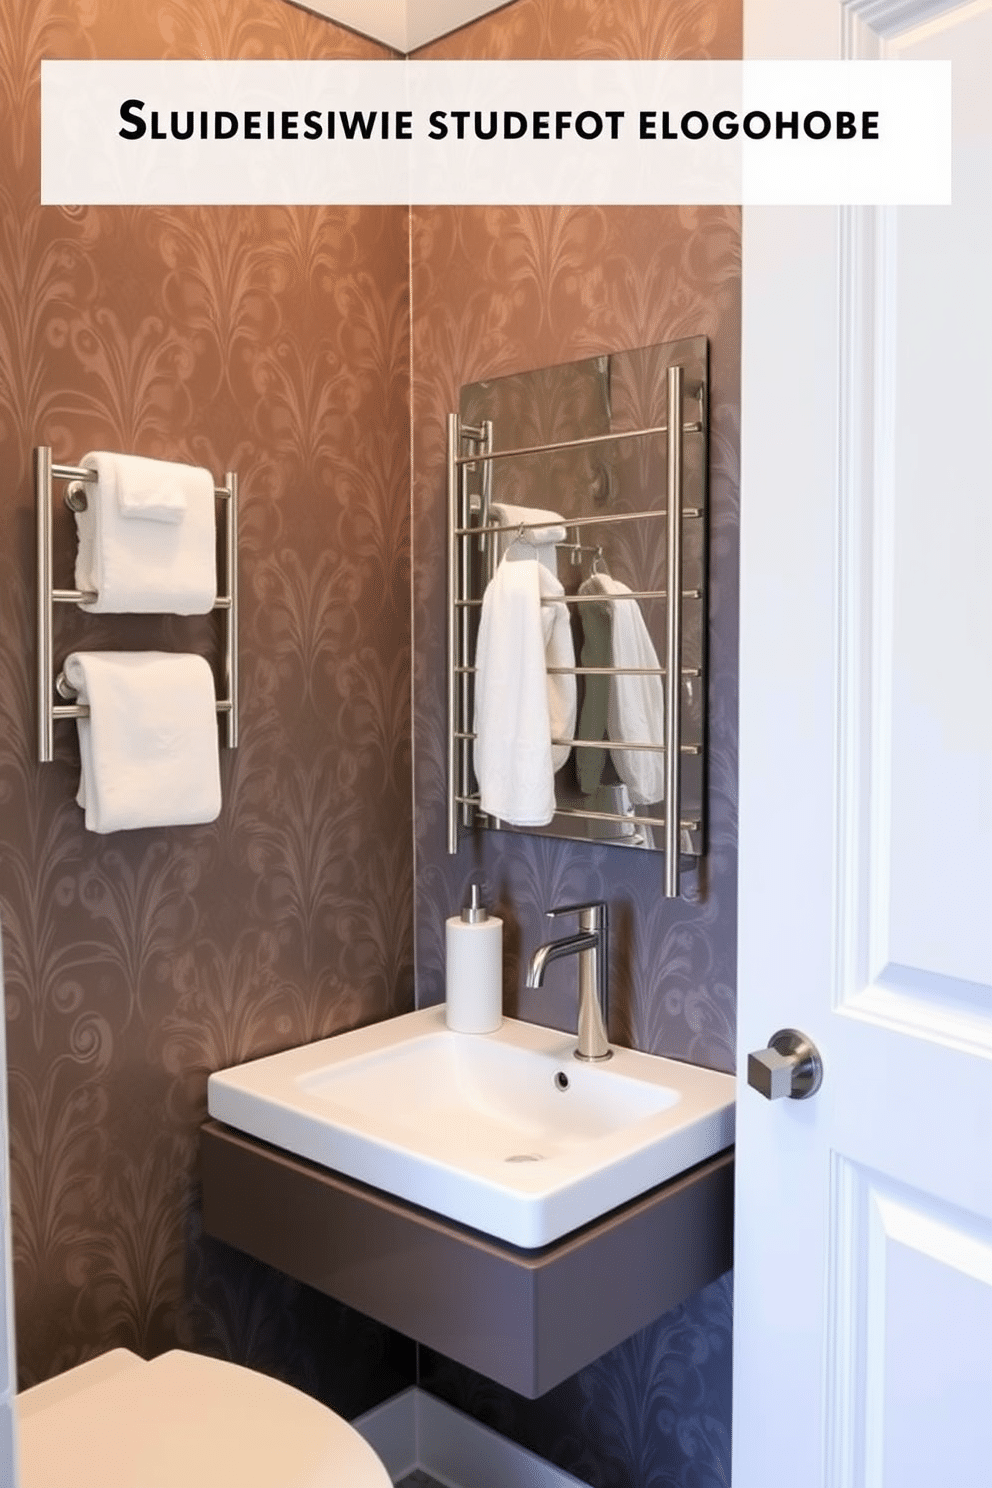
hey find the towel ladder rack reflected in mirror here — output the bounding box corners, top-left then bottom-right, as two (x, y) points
(34, 445), (239, 765)
(446, 339), (709, 899)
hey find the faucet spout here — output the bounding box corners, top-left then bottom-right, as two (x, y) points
(525, 930), (599, 988)
(524, 902), (611, 1062)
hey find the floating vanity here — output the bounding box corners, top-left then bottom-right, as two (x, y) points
(201, 1009), (735, 1396)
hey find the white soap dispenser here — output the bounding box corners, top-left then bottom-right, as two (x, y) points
(445, 884), (503, 1033)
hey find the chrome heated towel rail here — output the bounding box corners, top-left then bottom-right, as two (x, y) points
(446, 358), (707, 899)
(35, 446), (239, 764)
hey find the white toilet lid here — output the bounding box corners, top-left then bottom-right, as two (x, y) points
(17, 1348), (392, 1488)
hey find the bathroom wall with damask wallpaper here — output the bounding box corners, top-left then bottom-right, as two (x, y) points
(0, 0), (415, 1410)
(0, 0), (740, 1486)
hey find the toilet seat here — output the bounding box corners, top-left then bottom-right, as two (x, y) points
(17, 1347), (392, 1487)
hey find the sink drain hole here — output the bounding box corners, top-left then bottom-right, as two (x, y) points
(554, 1071), (570, 1091)
(505, 1152), (544, 1163)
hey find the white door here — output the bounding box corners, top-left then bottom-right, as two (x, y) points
(734, 1), (992, 1484)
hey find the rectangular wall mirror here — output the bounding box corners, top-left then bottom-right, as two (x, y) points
(447, 336), (708, 895)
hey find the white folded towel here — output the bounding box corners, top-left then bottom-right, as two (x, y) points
(579, 573), (666, 805)
(474, 558), (577, 826)
(491, 502), (566, 574)
(75, 452), (217, 614)
(63, 652), (222, 834)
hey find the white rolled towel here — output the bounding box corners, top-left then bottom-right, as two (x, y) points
(473, 558), (577, 826)
(491, 501), (566, 574)
(63, 652), (222, 834)
(74, 452), (217, 614)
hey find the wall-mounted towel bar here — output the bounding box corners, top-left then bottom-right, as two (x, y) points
(455, 665), (703, 677)
(35, 446), (239, 764)
(455, 505), (703, 539)
(453, 587), (702, 608)
(453, 730), (701, 755)
(447, 338), (709, 898)
(450, 790), (702, 848)
(451, 408), (704, 467)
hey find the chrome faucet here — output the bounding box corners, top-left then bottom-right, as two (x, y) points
(525, 901), (611, 1062)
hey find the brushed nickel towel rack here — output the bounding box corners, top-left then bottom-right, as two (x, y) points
(34, 446), (239, 764)
(447, 349), (708, 899)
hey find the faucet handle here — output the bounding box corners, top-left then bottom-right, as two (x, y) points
(545, 900), (607, 927)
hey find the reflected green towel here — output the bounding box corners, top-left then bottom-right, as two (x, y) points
(576, 589), (611, 796)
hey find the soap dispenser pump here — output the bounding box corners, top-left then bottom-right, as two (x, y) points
(445, 885), (503, 1033)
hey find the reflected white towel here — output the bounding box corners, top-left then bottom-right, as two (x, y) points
(75, 452), (216, 614)
(579, 573), (666, 805)
(474, 559), (577, 826)
(63, 652), (222, 834)
(491, 501), (566, 574)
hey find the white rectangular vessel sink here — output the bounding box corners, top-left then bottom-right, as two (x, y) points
(207, 1007), (735, 1249)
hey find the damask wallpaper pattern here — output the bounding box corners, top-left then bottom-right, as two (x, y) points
(0, 0), (414, 1408)
(1, 1), (740, 1485)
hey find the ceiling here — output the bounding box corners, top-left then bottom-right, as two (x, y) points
(290, 0), (515, 54)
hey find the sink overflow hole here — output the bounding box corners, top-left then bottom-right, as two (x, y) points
(505, 1153), (544, 1163)
(554, 1071), (570, 1091)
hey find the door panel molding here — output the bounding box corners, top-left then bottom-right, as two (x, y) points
(824, 1154), (864, 1488)
(835, 0), (992, 1031)
(845, 967), (992, 1057)
(827, 1154), (992, 1486)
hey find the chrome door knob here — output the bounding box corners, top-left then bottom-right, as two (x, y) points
(747, 1028), (823, 1101)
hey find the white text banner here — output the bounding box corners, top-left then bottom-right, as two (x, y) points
(40, 59), (951, 207)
